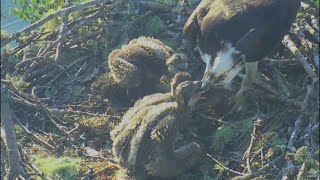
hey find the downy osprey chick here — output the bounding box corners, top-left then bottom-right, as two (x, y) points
(110, 72), (204, 180)
(108, 36), (189, 98)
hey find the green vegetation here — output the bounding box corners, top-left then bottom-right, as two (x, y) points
(211, 117), (254, 152)
(294, 146), (319, 171)
(305, 0), (320, 8)
(1, 30), (12, 42)
(34, 156), (82, 179)
(11, 0), (87, 22)
(5, 73), (30, 90)
(80, 116), (117, 137)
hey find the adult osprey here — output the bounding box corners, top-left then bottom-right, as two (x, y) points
(183, 0), (301, 110)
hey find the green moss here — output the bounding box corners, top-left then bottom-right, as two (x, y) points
(80, 116), (115, 137)
(211, 117), (254, 152)
(266, 146), (283, 160)
(34, 156), (82, 179)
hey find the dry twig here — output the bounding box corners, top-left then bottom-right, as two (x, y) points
(54, 0), (70, 63)
(207, 154), (246, 176)
(242, 119), (262, 174)
(282, 35), (318, 79)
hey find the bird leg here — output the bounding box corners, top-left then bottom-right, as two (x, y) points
(229, 61), (258, 112)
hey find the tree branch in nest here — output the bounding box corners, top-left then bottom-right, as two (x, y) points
(207, 154), (246, 176)
(232, 155), (283, 180)
(293, 23), (313, 51)
(309, 110), (319, 156)
(1, 88), (23, 179)
(38, 11), (100, 57)
(263, 94), (302, 107)
(65, 30), (103, 47)
(281, 78), (318, 179)
(1, 83), (72, 136)
(303, 21), (319, 43)
(47, 55), (90, 85)
(12, 113), (56, 150)
(282, 35), (318, 79)
(54, 0), (70, 63)
(288, 78), (318, 148)
(296, 162), (309, 180)
(237, 73), (303, 107)
(242, 119), (262, 174)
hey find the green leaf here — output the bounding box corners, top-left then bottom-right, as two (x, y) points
(8, 8), (13, 16)
(25, 5), (30, 12)
(14, 8), (23, 18)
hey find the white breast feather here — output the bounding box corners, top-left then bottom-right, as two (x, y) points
(212, 43), (239, 77)
(198, 47), (211, 64)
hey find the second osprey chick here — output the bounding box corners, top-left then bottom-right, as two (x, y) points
(108, 36), (189, 97)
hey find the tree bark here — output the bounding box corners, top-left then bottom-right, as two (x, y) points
(1, 87), (21, 179)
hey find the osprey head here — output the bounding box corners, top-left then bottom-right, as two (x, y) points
(201, 43), (245, 88)
(200, 28), (257, 88)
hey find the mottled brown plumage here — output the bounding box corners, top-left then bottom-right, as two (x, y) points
(110, 72), (203, 180)
(108, 37), (189, 98)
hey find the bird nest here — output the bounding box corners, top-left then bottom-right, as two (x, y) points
(1, 1), (319, 179)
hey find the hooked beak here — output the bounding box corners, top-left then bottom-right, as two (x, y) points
(188, 81), (207, 96)
(200, 79), (210, 92)
(193, 81), (209, 94)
